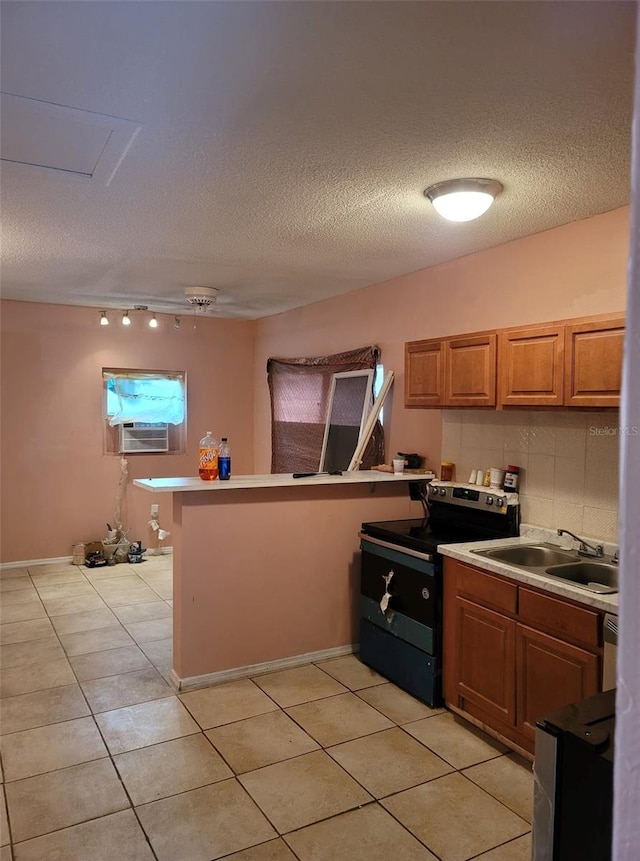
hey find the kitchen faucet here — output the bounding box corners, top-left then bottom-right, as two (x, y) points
(557, 529), (604, 558)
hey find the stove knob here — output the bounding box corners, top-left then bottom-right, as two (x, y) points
(485, 496), (494, 505)
(438, 487), (446, 496)
(429, 485), (438, 495)
(496, 497), (505, 508)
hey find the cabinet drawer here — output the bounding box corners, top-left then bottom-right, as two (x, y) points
(456, 564), (517, 614)
(518, 587), (601, 650)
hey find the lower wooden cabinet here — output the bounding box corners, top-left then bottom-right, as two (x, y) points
(515, 624), (600, 743)
(455, 597), (516, 726)
(444, 558), (602, 755)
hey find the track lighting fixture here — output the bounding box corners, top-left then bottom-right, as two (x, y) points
(98, 308), (186, 328)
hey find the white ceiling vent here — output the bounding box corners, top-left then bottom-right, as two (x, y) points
(0, 93), (141, 186)
(185, 286), (219, 312)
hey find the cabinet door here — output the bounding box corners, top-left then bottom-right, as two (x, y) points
(499, 325), (564, 406)
(454, 597), (516, 726)
(444, 334), (497, 406)
(404, 339), (444, 407)
(516, 624), (600, 742)
(564, 317), (625, 407)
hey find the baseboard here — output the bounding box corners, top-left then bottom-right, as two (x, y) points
(172, 643), (358, 692)
(0, 555), (73, 570)
(1, 548), (173, 570)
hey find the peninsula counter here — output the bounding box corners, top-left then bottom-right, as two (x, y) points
(134, 471), (433, 688)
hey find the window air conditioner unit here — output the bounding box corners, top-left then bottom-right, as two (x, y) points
(119, 422), (169, 453)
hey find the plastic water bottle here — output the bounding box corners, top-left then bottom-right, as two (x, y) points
(219, 437), (231, 481)
(198, 431), (218, 480)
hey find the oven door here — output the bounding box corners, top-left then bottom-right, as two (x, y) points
(360, 536), (437, 636)
(358, 534), (442, 706)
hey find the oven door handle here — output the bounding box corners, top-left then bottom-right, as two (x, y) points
(359, 532), (434, 563)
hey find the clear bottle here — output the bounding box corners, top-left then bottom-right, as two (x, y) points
(198, 431), (219, 480)
(219, 437), (231, 481)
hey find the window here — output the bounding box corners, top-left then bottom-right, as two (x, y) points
(267, 346), (384, 473)
(374, 363), (385, 421)
(103, 368), (186, 455)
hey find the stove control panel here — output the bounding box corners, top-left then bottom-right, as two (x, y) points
(428, 482), (516, 513)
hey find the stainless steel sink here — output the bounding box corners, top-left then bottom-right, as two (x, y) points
(470, 542), (618, 594)
(544, 562), (619, 594)
(472, 544), (581, 568)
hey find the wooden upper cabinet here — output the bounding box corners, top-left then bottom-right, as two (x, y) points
(405, 313), (624, 410)
(445, 334), (497, 407)
(405, 333), (496, 407)
(564, 317), (625, 407)
(499, 325), (565, 407)
(404, 339), (445, 407)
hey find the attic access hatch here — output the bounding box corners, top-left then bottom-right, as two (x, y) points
(0, 93), (141, 185)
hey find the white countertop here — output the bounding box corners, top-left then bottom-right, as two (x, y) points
(134, 470), (436, 493)
(439, 536), (618, 613)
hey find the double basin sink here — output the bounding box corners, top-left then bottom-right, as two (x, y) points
(470, 543), (618, 594)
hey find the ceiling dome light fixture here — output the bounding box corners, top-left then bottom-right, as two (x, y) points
(100, 311), (109, 326)
(424, 178), (503, 222)
(148, 313), (158, 329)
(122, 311), (131, 326)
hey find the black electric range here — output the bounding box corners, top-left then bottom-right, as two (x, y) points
(361, 482), (520, 558)
(358, 481), (520, 706)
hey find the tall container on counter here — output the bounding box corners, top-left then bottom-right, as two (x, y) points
(198, 431), (219, 480)
(218, 437), (231, 480)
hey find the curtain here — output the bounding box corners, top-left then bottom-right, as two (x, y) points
(104, 371), (185, 426)
(267, 346), (385, 473)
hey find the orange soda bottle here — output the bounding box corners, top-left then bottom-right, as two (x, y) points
(198, 431), (219, 480)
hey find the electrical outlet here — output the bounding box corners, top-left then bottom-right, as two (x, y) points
(150, 504), (159, 518)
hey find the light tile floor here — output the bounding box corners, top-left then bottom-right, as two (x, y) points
(0, 557), (534, 861)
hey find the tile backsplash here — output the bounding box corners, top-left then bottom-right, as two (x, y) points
(441, 411), (620, 542)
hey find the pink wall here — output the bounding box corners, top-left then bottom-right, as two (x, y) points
(0, 207), (629, 563)
(0, 301), (255, 562)
(253, 207), (630, 475)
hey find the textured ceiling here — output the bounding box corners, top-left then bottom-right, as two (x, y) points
(0, 1), (635, 319)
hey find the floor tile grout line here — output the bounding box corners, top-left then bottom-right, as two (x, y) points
(3, 687), (531, 859)
(393, 719), (509, 773)
(4, 562), (532, 859)
(164, 674), (453, 853)
(12, 561), (168, 859)
(196, 688), (454, 855)
(467, 829), (533, 860)
(374, 798), (448, 861)
(9, 808), (158, 858)
(456, 768), (533, 827)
